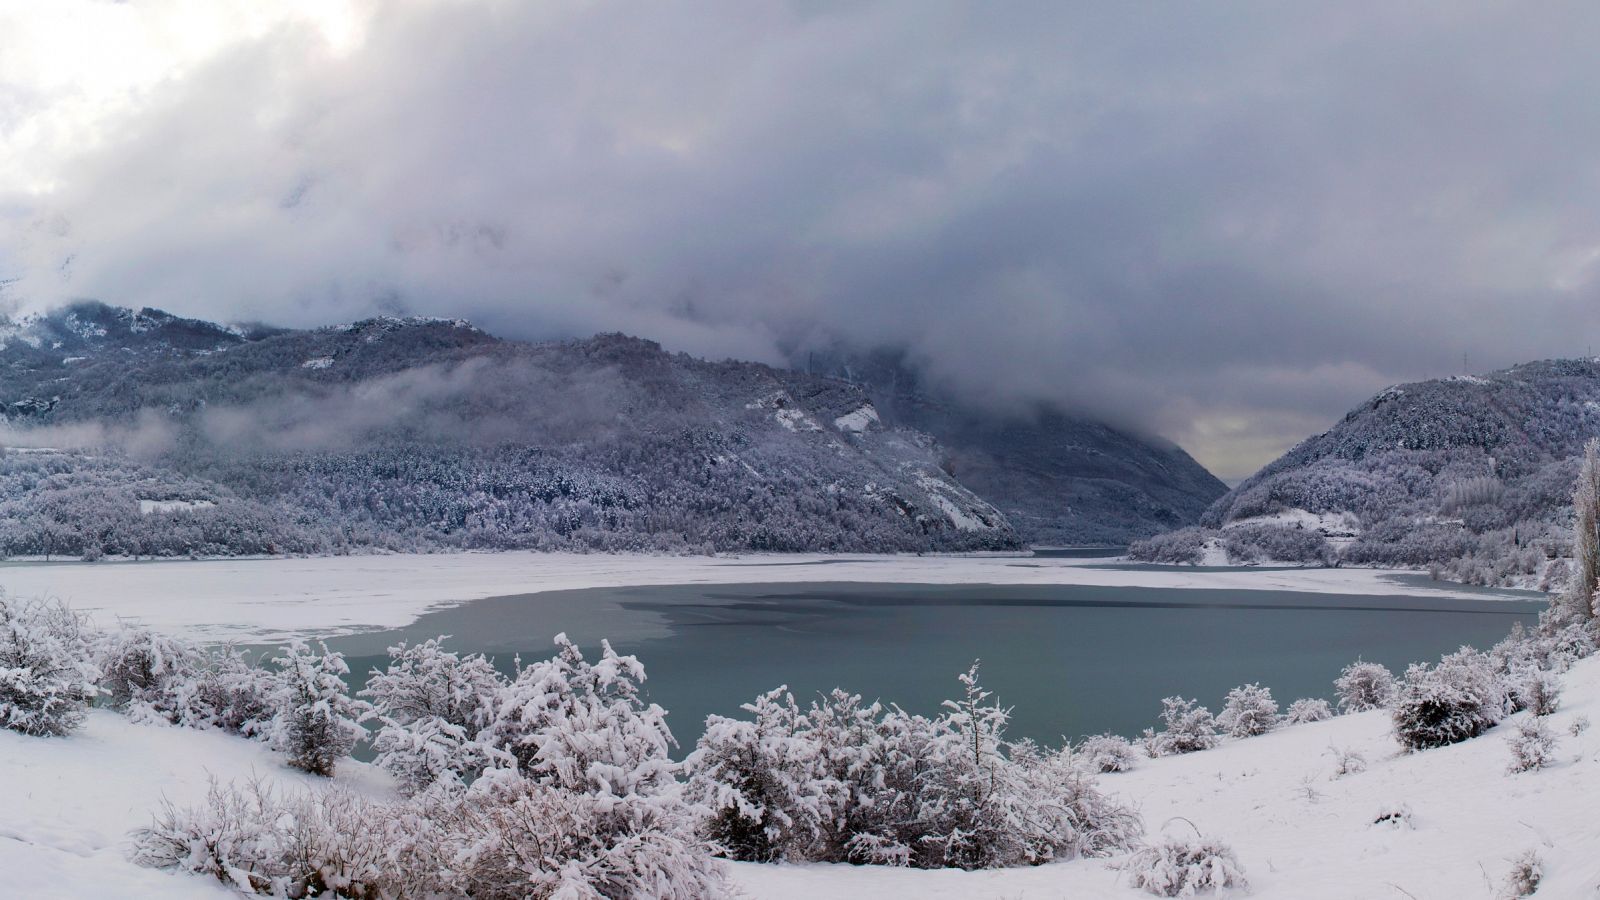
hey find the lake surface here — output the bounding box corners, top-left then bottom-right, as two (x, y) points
(323, 578), (1544, 749)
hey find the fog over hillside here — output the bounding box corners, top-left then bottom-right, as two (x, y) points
(0, 303), (1024, 557)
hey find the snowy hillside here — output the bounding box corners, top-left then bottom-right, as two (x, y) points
(1135, 359), (1600, 585)
(804, 346), (1228, 546)
(0, 303), (1017, 556)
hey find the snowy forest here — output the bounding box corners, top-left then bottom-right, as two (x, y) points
(0, 304), (1018, 558)
(1132, 361), (1600, 586)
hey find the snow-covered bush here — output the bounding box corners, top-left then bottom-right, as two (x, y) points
(461, 634), (726, 893)
(0, 596), (98, 736)
(686, 686), (825, 862)
(1506, 718), (1557, 773)
(1499, 849), (1543, 899)
(361, 637), (505, 795)
(483, 633), (676, 796)
(1515, 668), (1562, 717)
(131, 778), (393, 898)
(688, 666), (1141, 871)
(1284, 697), (1333, 724)
(1392, 647), (1507, 751)
(1126, 837), (1248, 897)
(268, 641), (366, 776)
(98, 627), (203, 718)
(1335, 660), (1396, 712)
(1570, 715), (1590, 736)
(98, 627), (276, 737)
(1073, 733), (1140, 773)
(1326, 745), (1367, 779)
(1217, 683), (1278, 737)
(423, 768), (729, 899)
(1371, 802), (1414, 829)
(1127, 527), (1211, 565)
(1146, 696), (1219, 756)
(190, 646), (276, 738)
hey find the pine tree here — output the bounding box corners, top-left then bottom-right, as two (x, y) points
(269, 640), (367, 776)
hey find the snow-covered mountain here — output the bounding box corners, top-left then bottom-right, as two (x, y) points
(1136, 359), (1600, 583)
(800, 347), (1227, 546)
(0, 302), (1016, 557)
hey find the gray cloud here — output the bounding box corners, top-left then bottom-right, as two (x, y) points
(6, 1), (1600, 480)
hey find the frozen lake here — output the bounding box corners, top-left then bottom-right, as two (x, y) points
(323, 577), (1543, 746)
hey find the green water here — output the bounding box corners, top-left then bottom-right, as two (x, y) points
(324, 579), (1542, 748)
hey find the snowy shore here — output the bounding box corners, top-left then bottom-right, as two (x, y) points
(4, 650), (1596, 898)
(0, 551), (1530, 645)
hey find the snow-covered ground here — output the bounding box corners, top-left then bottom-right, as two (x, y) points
(0, 551), (1525, 645)
(735, 656), (1600, 896)
(4, 651), (1596, 898)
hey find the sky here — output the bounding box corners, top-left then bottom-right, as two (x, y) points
(4, 1), (1600, 481)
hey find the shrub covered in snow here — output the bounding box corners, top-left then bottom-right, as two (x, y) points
(1335, 660), (1396, 712)
(1073, 733), (1140, 773)
(1326, 745), (1368, 779)
(1392, 647), (1507, 751)
(1284, 697), (1333, 724)
(1515, 668), (1562, 717)
(1125, 837), (1249, 897)
(1217, 683), (1278, 737)
(1499, 849), (1544, 899)
(98, 627), (278, 737)
(686, 664), (1141, 870)
(1127, 527), (1211, 565)
(1506, 717), (1558, 773)
(0, 596), (98, 736)
(421, 769), (728, 899)
(131, 778), (393, 898)
(1144, 696), (1219, 756)
(361, 637), (505, 795)
(687, 686), (824, 862)
(1371, 802), (1414, 829)
(268, 641), (367, 776)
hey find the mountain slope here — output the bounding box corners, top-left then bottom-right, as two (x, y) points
(1136, 360), (1600, 584)
(0, 302), (1017, 557)
(801, 348), (1228, 546)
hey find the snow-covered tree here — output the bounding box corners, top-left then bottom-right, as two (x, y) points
(269, 641), (366, 776)
(1335, 660), (1396, 712)
(1567, 437), (1600, 620)
(361, 637), (505, 794)
(1392, 647), (1507, 751)
(1284, 697), (1333, 724)
(0, 596), (97, 736)
(1217, 683), (1278, 737)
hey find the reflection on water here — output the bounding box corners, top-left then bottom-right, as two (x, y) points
(325, 580), (1541, 750)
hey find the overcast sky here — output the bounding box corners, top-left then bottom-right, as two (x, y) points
(5, 1), (1600, 480)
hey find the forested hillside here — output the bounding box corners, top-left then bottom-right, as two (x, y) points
(0, 303), (1017, 557)
(1132, 360), (1600, 585)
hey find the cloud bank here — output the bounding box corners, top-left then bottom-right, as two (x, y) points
(6, 0), (1600, 479)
